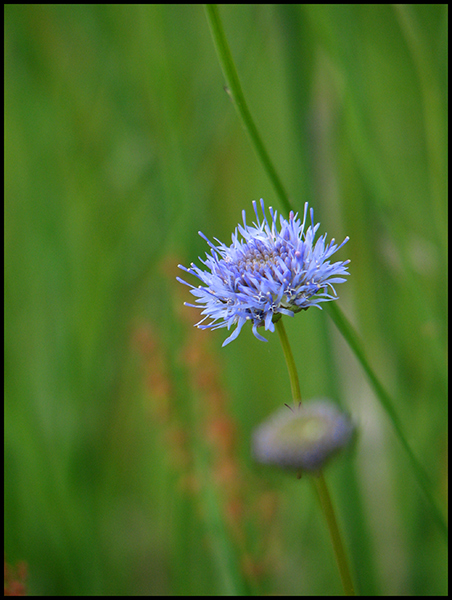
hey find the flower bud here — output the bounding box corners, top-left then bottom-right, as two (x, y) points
(252, 399), (354, 472)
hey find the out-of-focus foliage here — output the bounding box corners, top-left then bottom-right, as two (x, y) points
(5, 4), (447, 596)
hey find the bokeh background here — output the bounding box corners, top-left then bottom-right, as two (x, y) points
(4, 4), (447, 596)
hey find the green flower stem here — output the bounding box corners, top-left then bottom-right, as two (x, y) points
(313, 473), (356, 596)
(276, 318), (355, 596)
(275, 317), (302, 403)
(204, 3), (447, 541)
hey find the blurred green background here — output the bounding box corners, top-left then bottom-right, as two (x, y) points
(4, 4), (447, 596)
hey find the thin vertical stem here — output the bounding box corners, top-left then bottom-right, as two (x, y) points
(313, 474), (356, 596)
(275, 318), (355, 596)
(275, 318), (301, 403)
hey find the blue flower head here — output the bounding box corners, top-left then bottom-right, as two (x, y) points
(177, 199), (349, 346)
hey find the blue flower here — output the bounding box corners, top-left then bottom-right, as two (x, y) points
(177, 199), (349, 346)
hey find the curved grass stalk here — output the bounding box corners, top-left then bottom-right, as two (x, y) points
(204, 4), (291, 216)
(204, 3), (447, 541)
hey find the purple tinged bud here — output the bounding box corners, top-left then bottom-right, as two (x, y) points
(252, 399), (354, 472)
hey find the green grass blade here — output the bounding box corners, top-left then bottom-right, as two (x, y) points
(204, 3), (447, 541)
(204, 4), (291, 215)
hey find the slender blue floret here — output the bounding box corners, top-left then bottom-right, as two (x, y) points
(177, 199), (349, 346)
